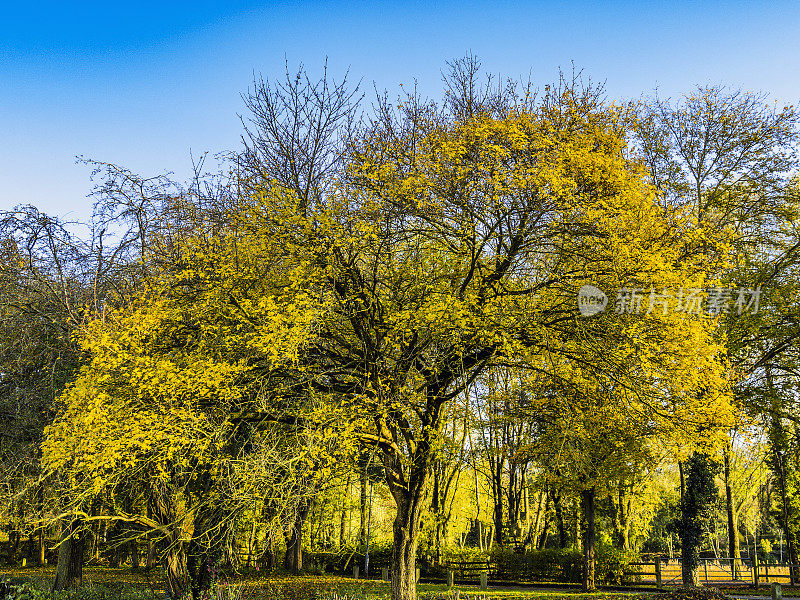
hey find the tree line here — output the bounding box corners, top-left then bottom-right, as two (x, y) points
(2, 56), (800, 600)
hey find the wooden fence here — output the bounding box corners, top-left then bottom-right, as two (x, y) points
(630, 556), (800, 587)
(439, 555), (800, 587)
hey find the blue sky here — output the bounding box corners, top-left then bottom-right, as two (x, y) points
(2, 1), (799, 221)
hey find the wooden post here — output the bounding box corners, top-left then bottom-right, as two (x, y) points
(704, 559), (709, 584)
(656, 557), (662, 589)
(480, 572), (487, 591)
(754, 554), (760, 588)
(21, 557), (26, 567)
(381, 567), (388, 581)
(447, 569), (454, 588)
(415, 568), (420, 583)
(766, 563), (770, 584)
(353, 565), (359, 579)
(772, 582), (782, 600)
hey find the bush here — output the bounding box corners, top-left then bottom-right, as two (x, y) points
(489, 547), (582, 582)
(438, 545), (638, 585)
(305, 542), (395, 575)
(596, 543), (640, 585)
(641, 536), (672, 556)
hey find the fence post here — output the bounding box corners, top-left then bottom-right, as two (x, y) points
(447, 569), (454, 588)
(382, 567), (389, 581)
(656, 557), (662, 589)
(754, 554), (760, 588)
(353, 565), (359, 579)
(480, 572), (487, 591)
(416, 568), (420, 583)
(704, 558), (709, 584)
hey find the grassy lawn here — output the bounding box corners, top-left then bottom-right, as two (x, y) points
(0, 566), (661, 599)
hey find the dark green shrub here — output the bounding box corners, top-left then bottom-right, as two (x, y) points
(488, 547), (582, 582)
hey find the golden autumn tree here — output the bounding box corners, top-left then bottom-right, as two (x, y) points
(41, 201), (361, 598)
(520, 353), (734, 590)
(263, 79), (729, 598)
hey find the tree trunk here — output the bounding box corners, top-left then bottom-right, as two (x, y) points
(619, 485), (631, 551)
(131, 538), (140, 569)
(680, 453), (718, 587)
(609, 491), (621, 549)
(284, 499), (311, 574)
(145, 503), (157, 569)
(724, 446), (740, 577)
(581, 488), (596, 592)
(553, 491), (567, 548)
(38, 526), (46, 566)
(532, 492), (543, 548)
(492, 459), (505, 547)
(537, 493), (550, 549)
(339, 473), (350, 550)
(37, 484), (46, 566)
(774, 444), (799, 567)
(53, 519), (86, 591)
(164, 545), (189, 599)
(149, 484), (189, 598)
(10, 528), (20, 559)
(432, 465), (442, 563)
(390, 492), (422, 600)
(681, 538), (700, 587)
(360, 465), (368, 550)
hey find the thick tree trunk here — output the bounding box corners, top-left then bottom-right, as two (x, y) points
(149, 484), (189, 598)
(284, 500), (311, 574)
(53, 519), (86, 591)
(680, 453), (718, 587)
(724, 447), (740, 577)
(553, 492), (567, 548)
(10, 529), (21, 559)
(774, 445), (799, 568)
(681, 540), (700, 587)
(164, 545), (189, 599)
(581, 488), (596, 592)
(390, 493), (421, 600)
(492, 461), (504, 547)
(131, 537), (140, 569)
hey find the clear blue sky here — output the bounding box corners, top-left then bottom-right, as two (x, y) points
(2, 1), (799, 221)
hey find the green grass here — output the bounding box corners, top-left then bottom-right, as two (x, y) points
(0, 567), (656, 600)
